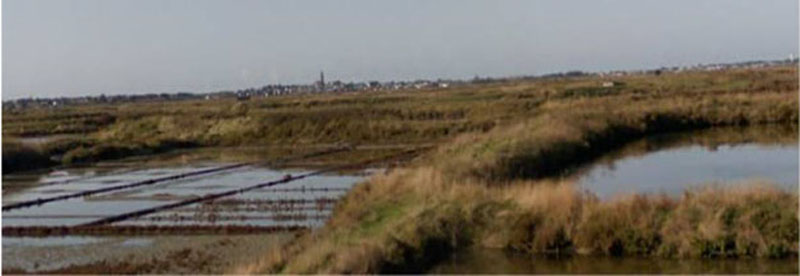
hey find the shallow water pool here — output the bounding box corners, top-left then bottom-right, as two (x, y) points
(572, 127), (798, 199)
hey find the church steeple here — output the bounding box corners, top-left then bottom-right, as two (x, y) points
(319, 71), (325, 92)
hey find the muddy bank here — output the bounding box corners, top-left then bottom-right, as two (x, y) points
(3, 233), (296, 274)
(2, 225), (306, 237)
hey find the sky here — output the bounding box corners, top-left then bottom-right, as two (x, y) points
(3, 0), (798, 99)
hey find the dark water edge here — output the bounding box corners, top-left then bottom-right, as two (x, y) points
(562, 125), (798, 199)
(429, 126), (800, 274)
(428, 248), (799, 274)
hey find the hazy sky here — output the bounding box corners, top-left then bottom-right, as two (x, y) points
(3, 0), (798, 99)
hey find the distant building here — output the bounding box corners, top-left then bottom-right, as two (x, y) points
(317, 71), (325, 92)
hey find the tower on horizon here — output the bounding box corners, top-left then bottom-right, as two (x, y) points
(319, 71), (325, 92)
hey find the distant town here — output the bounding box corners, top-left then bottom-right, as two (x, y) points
(3, 57), (798, 110)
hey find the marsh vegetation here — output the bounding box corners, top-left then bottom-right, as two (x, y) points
(247, 66), (799, 274)
(3, 65), (798, 273)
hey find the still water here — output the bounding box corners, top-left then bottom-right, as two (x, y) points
(573, 126), (798, 199)
(2, 147), (368, 272)
(430, 248), (798, 274)
(433, 126), (799, 274)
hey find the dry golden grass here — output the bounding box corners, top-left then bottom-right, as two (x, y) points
(4, 66), (798, 272)
(252, 66), (798, 273)
(4, 65), (797, 172)
(435, 89), (798, 182)
(249, 166), (797, 273)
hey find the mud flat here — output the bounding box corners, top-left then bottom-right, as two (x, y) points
(2, 233), (295, 274)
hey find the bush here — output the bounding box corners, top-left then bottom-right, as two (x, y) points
(2, 139), (54, 174)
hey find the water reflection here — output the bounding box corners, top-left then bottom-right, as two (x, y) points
(2, 146), (367, 228)
(2, 165), (363, 228)
(429, 248), (799, 274)
(570, 126), (798, 199)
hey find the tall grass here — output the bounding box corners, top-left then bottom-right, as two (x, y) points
(250, 168), (797, 274)
(435, 90), (797, 182)
(3, 66), (798, 273)
(243, 66), (799, 273)
(3, 66), (796, 169)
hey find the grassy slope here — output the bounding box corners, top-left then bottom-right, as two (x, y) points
(255, 173), (796, 274)
(243, 66), (800, 273)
